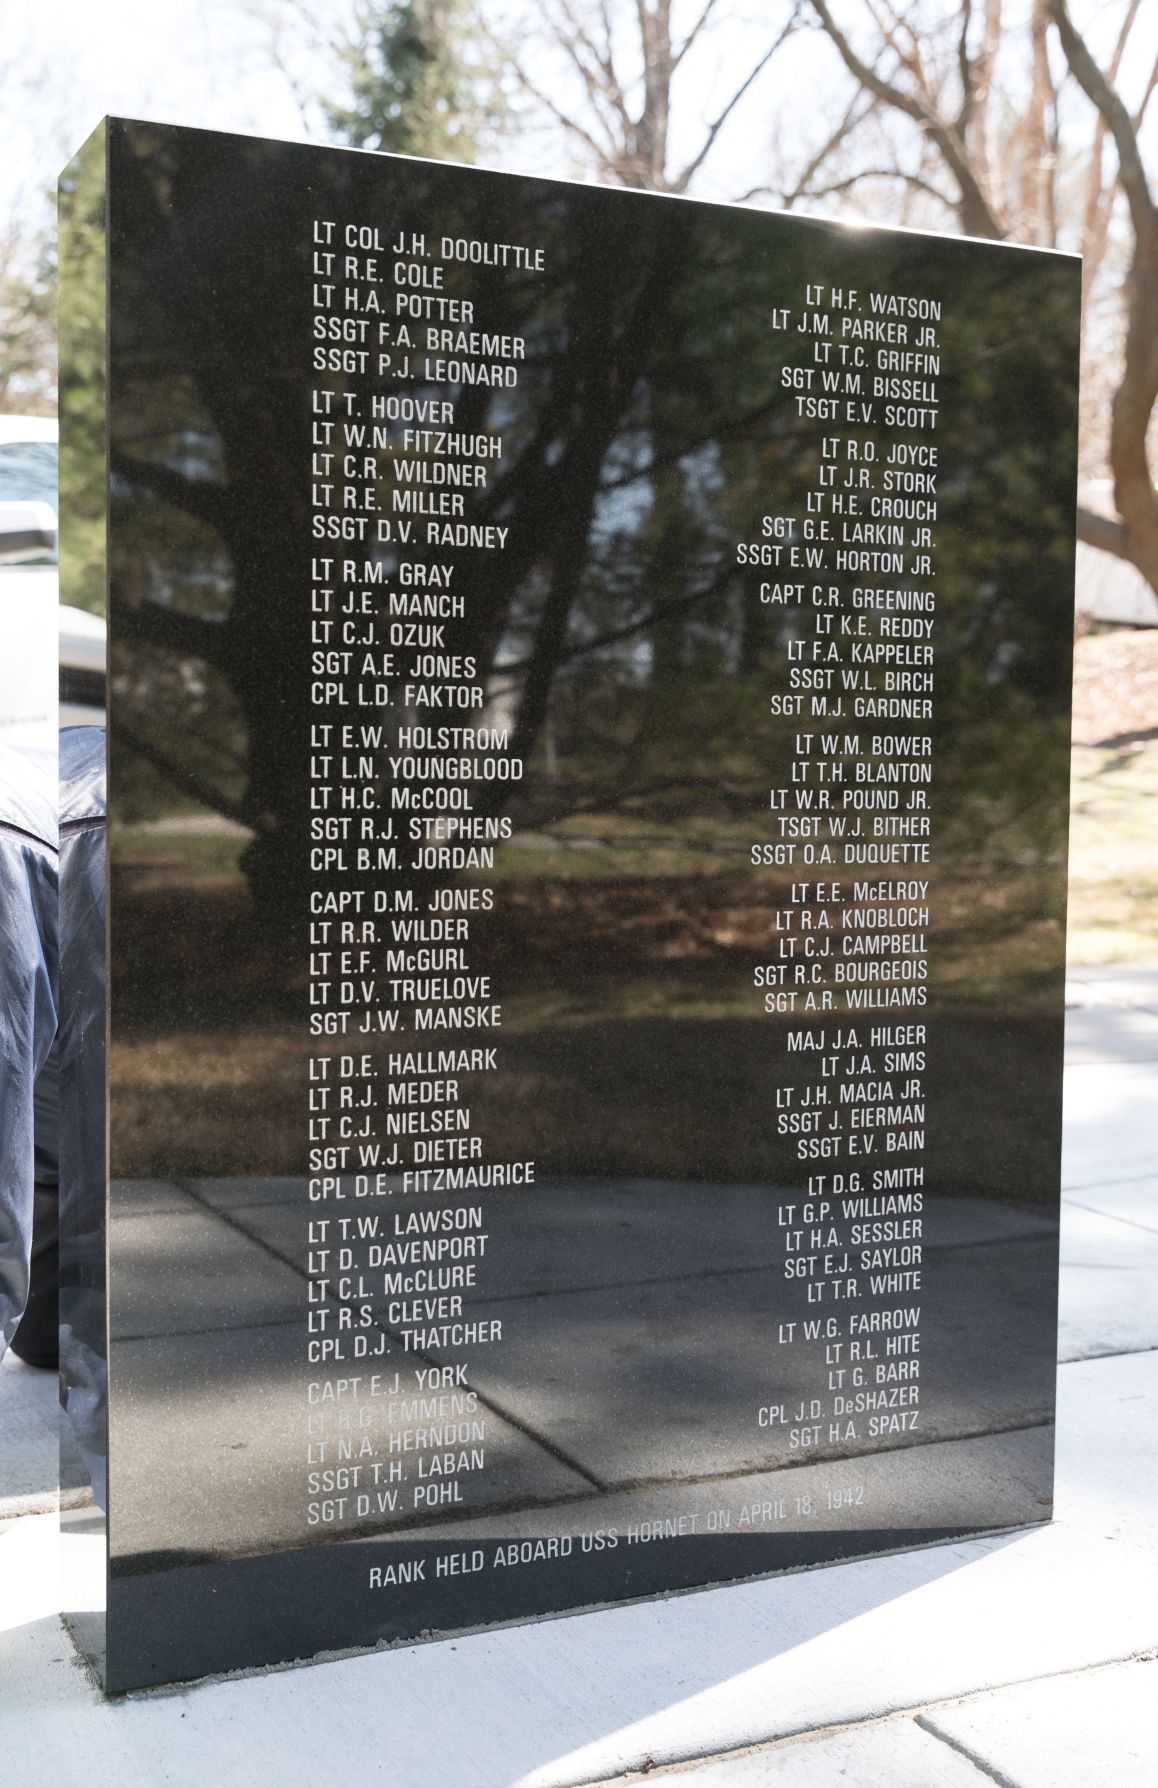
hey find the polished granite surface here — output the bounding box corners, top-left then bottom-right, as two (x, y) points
(59, 117), (1078, 1687)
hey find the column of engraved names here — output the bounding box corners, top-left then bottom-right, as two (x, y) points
(748, 275), (940, 1483)
(303, 216), (535, 1536)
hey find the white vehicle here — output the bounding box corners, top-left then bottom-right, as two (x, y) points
(0, 415), (107, 749)
(60, 604), (107, 727)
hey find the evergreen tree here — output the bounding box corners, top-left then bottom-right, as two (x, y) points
(321, 0), (501, 162)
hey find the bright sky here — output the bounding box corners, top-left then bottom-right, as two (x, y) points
(12, 0), (798, 210)
(7, 0), (1158, 236)
(9, 0), (303, 207)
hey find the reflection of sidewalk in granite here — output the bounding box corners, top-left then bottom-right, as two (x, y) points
(1, 971), (1156, 1785)
(104, 1173), (1057, 1568)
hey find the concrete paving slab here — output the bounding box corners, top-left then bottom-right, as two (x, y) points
(1065, 1175), (1158, 1235)
(0, 1510), (60, 1637)
(1058, 1202), (1158, 1361)
(599, 1718), (987, 1784)
(1063, 1004), (1158, 1064)
(1061, 1061), (1157, 1188)
(0, 1352), (59, 1505)
(0, 1353), (85, 1511)
(1065, 966), (1158, 1012)
(1051, 1350), (1158, 1543)
(921, 1657), (1158, 1788)
(1, 1353), (1154, 1788)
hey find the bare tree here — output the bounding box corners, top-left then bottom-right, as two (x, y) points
(1049, 0), (1158, 584)
(0, 218), (55, 414)
(502, 0), (800, 192)
(1076, 0), (1156, 333)
(797, 0), (1145, 273)
(806, 0), (1007, 238)
(0, 25), (79, 415)
(798, 0), (1158, 591)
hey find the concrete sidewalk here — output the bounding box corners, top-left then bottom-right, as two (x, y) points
(1, 970), (1155, 1786)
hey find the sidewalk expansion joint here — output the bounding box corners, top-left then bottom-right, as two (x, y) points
(1063, 1196), (1158, 1238)
(1062, 1169), (1158, 1193)
(915, 1714), (1021, 1786)
(1059, 1340), (1158, 1364)
(174, 1178), (608, 1494)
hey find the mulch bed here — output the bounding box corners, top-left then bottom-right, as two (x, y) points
(1072, 628), (1158, 746)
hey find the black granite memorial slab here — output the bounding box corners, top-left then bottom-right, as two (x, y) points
(59, 117), (1079, 1692)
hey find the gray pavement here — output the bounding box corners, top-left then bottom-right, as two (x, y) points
(0, 969), (1155, 1784)
(0, 1352), (85, 1514)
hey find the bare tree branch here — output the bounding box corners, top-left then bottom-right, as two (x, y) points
(1076, 3), (1151, 319)
(1076, 505), (1134, 562)
(113, 719), (266, 833)
(777, 90), (879, 209)
(498, 0), (795, 193)
(1136, 58), (1158, 126)
(973, 0), (1003, 202)
(672, 9), (801, 193)
(1048, 0), (1155, 243)
(504, 54), (611, 167)
(1051, 0), (1158, 585)
(956, 0), (975, 130)
(671, 0), (723, 71)
(555, 0), (635, 140)
(809, 0), (1005, 236)
(114, 595), (229, 667)
(793, 165), (957, 210)
(1019, 0), (1056, 244)
(111, 449), (234, 536)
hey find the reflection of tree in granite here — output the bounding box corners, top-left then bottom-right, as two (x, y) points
(99, 123), (1075, 929)
(105, 126), (713, 919)
(93, 123), (1076, 1198)
(110, 838), (1063, 1195)
(105, 1175), (1057, 1566)
(59, 138), (110, 617)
